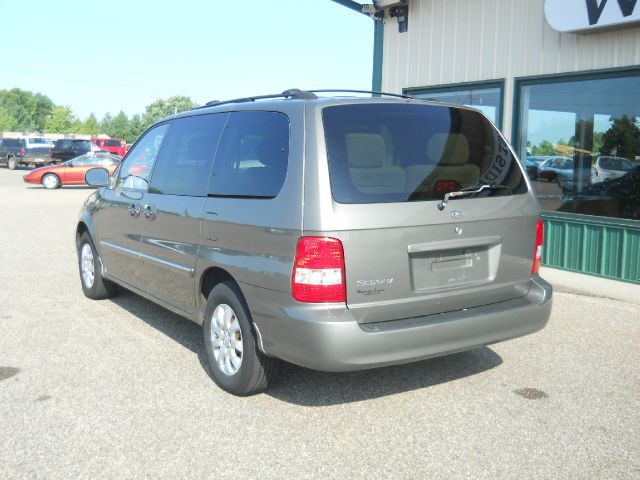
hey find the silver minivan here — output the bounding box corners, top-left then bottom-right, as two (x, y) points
(79, 90), (552, 396)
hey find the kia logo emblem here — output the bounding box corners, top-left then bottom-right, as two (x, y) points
(450, 210), (463, 219)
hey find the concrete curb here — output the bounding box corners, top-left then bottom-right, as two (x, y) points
(540, 266), (640, 306)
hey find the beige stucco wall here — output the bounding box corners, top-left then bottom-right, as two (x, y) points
(381, 0), (640, 139)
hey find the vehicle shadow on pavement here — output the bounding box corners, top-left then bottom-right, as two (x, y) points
(267, 348), (503, 406)
(111, 291), (503, 405)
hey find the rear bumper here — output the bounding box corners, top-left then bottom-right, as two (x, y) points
(255, 276), (552, 372)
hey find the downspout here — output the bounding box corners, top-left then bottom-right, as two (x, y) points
(330, 1), (384, 92)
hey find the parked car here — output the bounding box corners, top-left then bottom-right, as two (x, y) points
(525, 159), (539, 180)
(51, 139), (102, 162)
(526, 155), (552, 168)
(538, 157), (573, 182)
(93, 138), (128, 157)
(559, 169), (640, 220)
(78, 90), (552, 396)
(0, 137), (52, 169)
(591, 155), (634, 184)
(24, 153), (120, 189)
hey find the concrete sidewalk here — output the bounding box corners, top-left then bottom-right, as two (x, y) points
(541, 266), (640, 306)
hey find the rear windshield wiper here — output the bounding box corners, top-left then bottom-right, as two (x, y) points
(437, 184), (511, 210)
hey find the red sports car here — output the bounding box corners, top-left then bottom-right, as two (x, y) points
(23, 153), (121, 189)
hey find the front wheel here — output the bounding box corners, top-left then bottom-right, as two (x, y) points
(7, 157), (17, 170)
(77, 232), (118, 300)
(42, 173), (61, 189)
(203, 281), (279, 396)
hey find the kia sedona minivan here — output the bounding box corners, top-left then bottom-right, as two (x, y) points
(78, 90), (552, 396)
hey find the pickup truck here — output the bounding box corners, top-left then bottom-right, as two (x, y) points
(93, 138), (128, 157)
(0, 137), (54, 169)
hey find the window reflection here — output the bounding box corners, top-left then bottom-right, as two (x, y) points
(519, 74), (640, 220)
(412, 85), (502, 127)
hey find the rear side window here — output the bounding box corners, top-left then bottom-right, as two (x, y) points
(599, 157), (633, 171)
(104, 139), (121, 147)
(322, 104), (527, 203)
(149, 114), (227, 196)
(4, 139), (23, 147)
(208, 111), (289, 198)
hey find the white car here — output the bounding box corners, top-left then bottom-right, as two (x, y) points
(591, 156), (634, 184)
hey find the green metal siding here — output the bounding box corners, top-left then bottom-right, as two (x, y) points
(542, 212), (640, 285)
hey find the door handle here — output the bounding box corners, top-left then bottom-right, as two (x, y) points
(143, 204), (157, 220)
(128, 203), (141, 217)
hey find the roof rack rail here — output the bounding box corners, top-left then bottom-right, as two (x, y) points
(203, 89), (318, 108)
(309, 89), (414, 99)
(197, 89), (413, 111)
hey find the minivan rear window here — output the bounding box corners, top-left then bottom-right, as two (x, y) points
(322, 103), (527, 203)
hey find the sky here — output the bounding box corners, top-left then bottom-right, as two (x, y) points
(1, 0), (374, 120)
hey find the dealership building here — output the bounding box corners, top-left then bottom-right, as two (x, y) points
(336, 0), (640, 290)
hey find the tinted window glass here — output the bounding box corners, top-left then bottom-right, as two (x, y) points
(4, 139), (23, 147)
(323, 103), (526, 204)
(209, 111), (289, 198)
(104, 139), (121, 146)
(149, 114), (226, 196)
(518, 74), (640, 220)
(116, 124), (168, 191)
(74, 140), (92, 149)
(412, 84), (503, 127)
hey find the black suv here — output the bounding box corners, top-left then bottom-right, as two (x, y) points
(51, 139), (94, 162)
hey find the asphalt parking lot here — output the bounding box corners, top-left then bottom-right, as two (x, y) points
(0, 167), (638, 479)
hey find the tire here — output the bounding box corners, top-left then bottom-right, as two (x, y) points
(77, 232), (118, 300)
(7, 157), (16, 170)
(203, 281), (279, 396)
(42, 173), (61, 189)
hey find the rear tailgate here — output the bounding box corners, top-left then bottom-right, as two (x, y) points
(25, 146), (51, 163)
(315, 196), (537, 324)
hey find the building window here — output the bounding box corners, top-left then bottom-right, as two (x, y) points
(406, 81), (504, 128)
(516, 71), (640, 221)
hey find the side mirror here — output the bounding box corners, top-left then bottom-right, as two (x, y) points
(85, 167), (110, 187)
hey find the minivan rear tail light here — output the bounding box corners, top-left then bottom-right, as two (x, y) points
(20, 148), (25, 157)
(532, 219), (544, 275)
(292, 236), (346, 303)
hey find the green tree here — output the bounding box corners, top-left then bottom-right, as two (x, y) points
(110, 111), (129, 139)
(0, 88), (36, 131)
(0, 106), (17, 131)
(593, 131), (604, 155)
(32, 93), (55, 132)
(600, 115), (640, 159)
(0, 88), (54, 132)
(531, 139), (555, 156)
(144, 96), (197, 127)
(100, 113), (113, 136)
(80, 113), (99, 136)
(126, 114), (145, 143)
(45, 106), (77, 133)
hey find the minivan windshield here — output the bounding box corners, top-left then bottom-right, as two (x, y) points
(322, 103), (527, 203)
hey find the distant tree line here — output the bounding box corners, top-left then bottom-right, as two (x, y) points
(0, 88), (197, 144)
(528, 116), (640, 159)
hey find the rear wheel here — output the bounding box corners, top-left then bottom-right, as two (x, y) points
(203, 281), (279, 396)
(7, 157), (16, 170)
(42, 173), (60, 189)
(77, 232), (117, 300)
